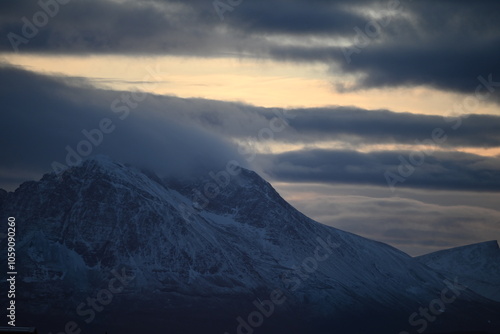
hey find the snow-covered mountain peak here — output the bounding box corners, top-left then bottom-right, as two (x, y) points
(1, 156), (499, 333)
(55, 154), (136, 180)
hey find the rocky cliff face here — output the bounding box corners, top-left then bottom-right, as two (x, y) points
(1, 156), (499, 333)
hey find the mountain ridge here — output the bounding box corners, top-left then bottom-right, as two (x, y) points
(1, 156), (499, 333)
(417, 240), (500, 303)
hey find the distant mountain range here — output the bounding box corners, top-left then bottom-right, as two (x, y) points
(1, 156), (499, 334)
(417, 240), (500, 303)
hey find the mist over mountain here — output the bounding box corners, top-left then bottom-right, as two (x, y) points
(0, 156), (499, 334)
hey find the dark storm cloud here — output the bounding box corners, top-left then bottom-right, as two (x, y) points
(285, 108), (500, 148)
(257, 149), (500, 192)
(0, 65), (242, 190)
(332, 41), (500, 96)
(211, 0), (371, 35)
(262, 1), (500, 97)
(0, 0), (276, 56)
(165, 103), (500, 149)
(2, 0), (500, 97)
(0, 0), (369, 53)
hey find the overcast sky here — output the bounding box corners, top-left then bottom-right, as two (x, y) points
(1, 0), (499, 256)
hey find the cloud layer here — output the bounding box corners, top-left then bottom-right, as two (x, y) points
(2, 0), (500, 99)
(275, 183), (500, 256)
(1, 65), (500, 194)
(0, 65), (242, 189)
(257, 149), (500, 192)
(182, 105), (500, 148)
